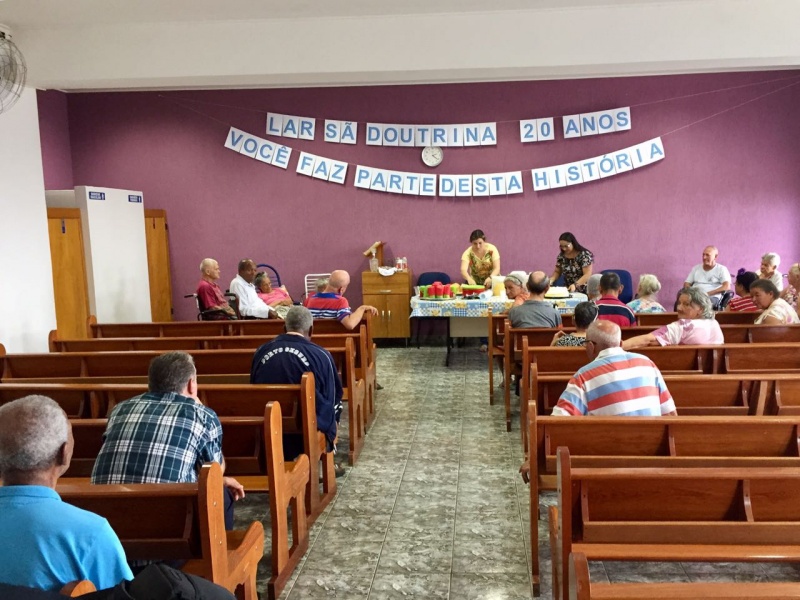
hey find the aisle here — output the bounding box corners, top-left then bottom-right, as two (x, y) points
(237, 345), (535, 599)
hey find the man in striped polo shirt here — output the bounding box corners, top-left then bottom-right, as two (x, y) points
(552, 321), (677, 417)
(304, 270), (377, 330)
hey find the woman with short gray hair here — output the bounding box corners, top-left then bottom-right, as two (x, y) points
(627, 274), (666, 314)
(780, 263), (799, 310)
(623, 287), (723, 349)
(759, 252), (783, 291)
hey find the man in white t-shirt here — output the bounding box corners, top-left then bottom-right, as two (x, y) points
(684, 246), (731, 307)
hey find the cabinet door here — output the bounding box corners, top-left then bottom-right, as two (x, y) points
(144, 209), (174, 321)
(363, 294), (390, 338)
(47, 209), (90, 339)
(385, 294), (411, 337)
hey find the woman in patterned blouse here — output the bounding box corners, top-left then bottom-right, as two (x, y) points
(780, 263), (799, 311)
(460, 229), (501, 287)
(551, 302), (598, 347)
(549, 232), (594, 293)
(627, 274), (666, 314)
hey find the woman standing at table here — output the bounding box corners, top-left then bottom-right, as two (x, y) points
(460, 229), (501, 288)
(549, 232), (594, 293)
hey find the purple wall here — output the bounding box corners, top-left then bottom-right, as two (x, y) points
(43, 71), (800, 321)
(37, 90), (74, 190)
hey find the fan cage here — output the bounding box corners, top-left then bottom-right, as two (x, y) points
(0, 30), (27, 114)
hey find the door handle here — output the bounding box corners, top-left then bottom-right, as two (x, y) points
(388, 310), (392, 321)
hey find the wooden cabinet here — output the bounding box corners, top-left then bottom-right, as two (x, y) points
(362, 270), (413, 338)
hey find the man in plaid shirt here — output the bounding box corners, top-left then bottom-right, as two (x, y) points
(91, 352), (244, 529)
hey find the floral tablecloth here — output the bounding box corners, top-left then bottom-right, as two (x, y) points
(410, 296), (515, 318)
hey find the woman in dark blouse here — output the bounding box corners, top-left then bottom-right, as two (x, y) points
(549, 232), (594, 293)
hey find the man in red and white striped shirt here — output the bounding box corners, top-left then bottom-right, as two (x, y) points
(552, 321), (677, 417)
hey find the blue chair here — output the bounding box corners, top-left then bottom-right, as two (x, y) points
(414, 272), (452, 347)
(601, 269), (633, 304)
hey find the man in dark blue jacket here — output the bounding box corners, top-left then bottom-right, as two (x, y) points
(250, 306), (344, 473)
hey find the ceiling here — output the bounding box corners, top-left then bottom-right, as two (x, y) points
(1, 0), (798, 91)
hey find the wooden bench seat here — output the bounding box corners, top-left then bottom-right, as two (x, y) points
(524, 410), (800, 597)
(2, 343), (366, 465)
(638, 311), (762, 326)
(550, 448), (800, 600)
(568, 551), (800, 599)
(725, 344), (800, 374)
(59, 461), (269, 600)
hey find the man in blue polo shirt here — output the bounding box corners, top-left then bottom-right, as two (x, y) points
(251, 306), (344, 474)
(0, 395), (133, 591)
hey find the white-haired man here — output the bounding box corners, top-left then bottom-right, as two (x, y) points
(0, 396), (132, 591)
(684, 246), (731, 308)
(552, 321), (677, 417)
(196, 258), (236, 319)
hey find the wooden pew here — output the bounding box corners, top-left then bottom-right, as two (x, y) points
(0, 383), (100, 418)
(527, 368), (779, 418)
(525, 408), (800, 598)
(724, 343), (800, 374)
(487, 312), (506, 405)
(773, 380), (800, 415)
(550, 448), (800, 600)
(2, 344), (366, 464)
(568, 551), (800, 599)
(59, 461), (269, 600)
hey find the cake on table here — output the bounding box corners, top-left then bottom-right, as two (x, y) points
(545, 286), (570, 299)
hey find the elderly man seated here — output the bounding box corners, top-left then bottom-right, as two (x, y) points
(684, 245), (731, 308)
(196, 258), (237, 319)
(305, 270), (377, 330)
(508, 271), (562, 329)
(229, 258), (273, 319)
(0, 396), (133, 591)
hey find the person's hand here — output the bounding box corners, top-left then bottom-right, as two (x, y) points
(519, 461), (530, 484)
(484, 280), (492, 289)
(360, 305), (379, 316)
(223, 476), (245, 501)
(568, 284), (576, 292)
(551, 330), (565, 346)
(466, 277), (476, 285)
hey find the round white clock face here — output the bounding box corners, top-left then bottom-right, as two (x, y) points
(421, 146), (443, 167)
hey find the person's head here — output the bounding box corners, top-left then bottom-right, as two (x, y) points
(702, 246), (719, 268)
(789, 264), (800, 289)
(199, 258), (221, 281)
(599, 272), (622, 297)
(558, 232), (587, 255)
(469, 229), (486, 253)
(750, 279), (780, 310)
(676, 287), (714, 320)
(734, 270), (759, 297)
(586, 274), (603, 301)
(637, 274), (661, 299)
(254, 271), (272, 294)
(504, 271), (528, 299)
(148, 351), (198, 399)
(760, 252), (781, 278)
(284, 306), (313, 338)
(0, 395), (73, 486)
(315, 277), (329, 292)
(327, 270), (350, 294)
(526, 271), (550, 296)
(585, 320), (621, 360)
(573, 301), (599, 332)
(237, 259), (257, 283)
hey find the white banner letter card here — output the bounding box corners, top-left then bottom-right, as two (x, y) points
(296, 152), (316, 177)
(615, 107), (631, 131)
(562, 115), (581, 139)
(324, 120), (341, 143)
(370, 169), (388, 192)
(505, 172), (524, 195)
(240, 135), (260, 159)
(329, 161), (348, 185)
(366, 124), (384, 146)
(383, 125), (400, 147)
(271, 145), (292, 169)
(225, 127), (246, 151)
(298, 118), (315, 141)
(403, 173), (421, 195)
(564, 162), (584, 186)
(532, 168), (550, 191)
(354, 166), (373, 189)
(282, 116), (299, 139)
(399, 126), (416, 147)
(439, 175), (456, 197)
(463, 125), (481, 147)
(596, 110), (616, 135)
(480, 123), (498, 146)
(472, 175), (490, 197)
(340, 122), (358, 145)
(538, 118), (555, 141)
(387, 171), (405, 194)
(312, 158), (332, 180)
(266, 113), (283, 136)
(420, 175), (437, 196)
(255, 139), (277, 164)
(489, 174), (506, 196)
(520, 119), (538, 143)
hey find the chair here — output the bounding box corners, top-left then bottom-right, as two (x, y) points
(601, 269), (633, 303)
(414, 272), (452, 346)
(184, 291), (239, 320)
(256, 263), (281, 288)
(303, 273), (331, 302)
(717, 290), (735, 311)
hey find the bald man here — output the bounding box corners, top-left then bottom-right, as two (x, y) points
(304, 269), (377, 330)
(0, 396), (132, 591)
(552, 321), (676, 417)
(684, 246), (731, 307)
(196, 258), (236, 319)
(508, 271), (562, 329)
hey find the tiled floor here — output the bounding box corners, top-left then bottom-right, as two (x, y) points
(235, 345), (800, 599)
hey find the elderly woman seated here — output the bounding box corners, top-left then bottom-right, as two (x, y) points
(255, 271), (293, 319)
(585, 273), (603, 302)
(551, 301), (597, 346)
(727, 270), (759, 312)
(627, 274), (666, 313)
(751, 279), (799, 325)
(623, 287), (724, 349)
(781, 263), (799, 310)
(503, 271), (530, 308)
(759, 252), (783, 291)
